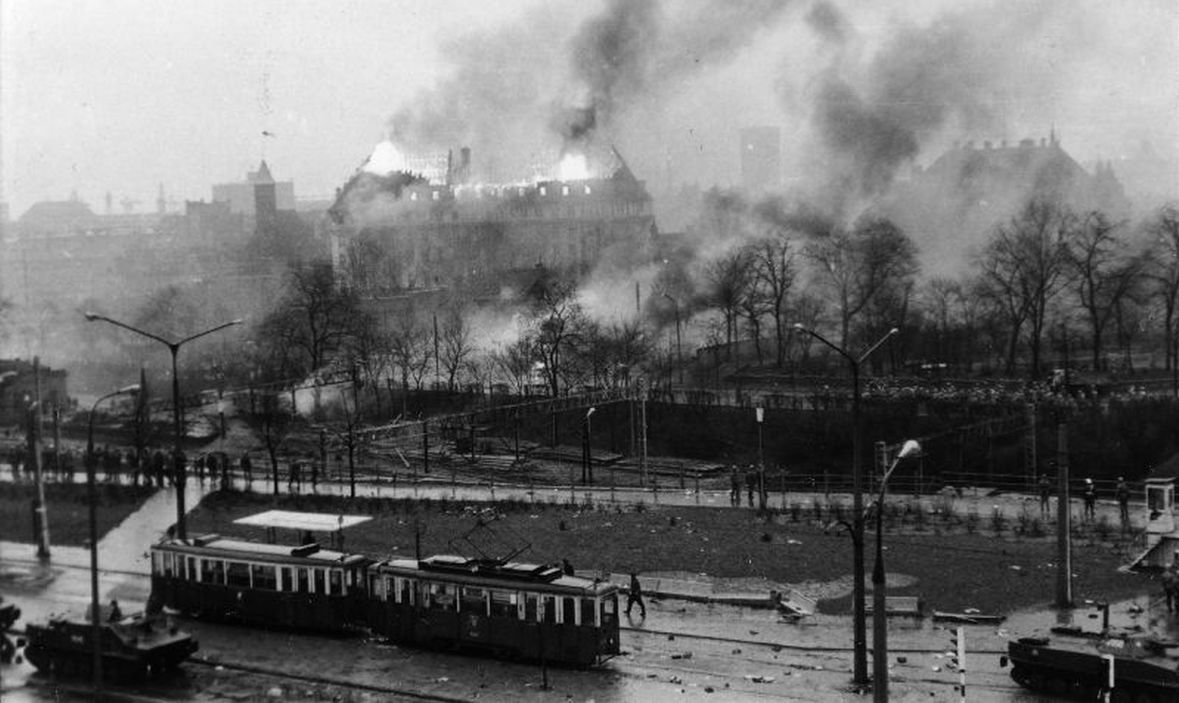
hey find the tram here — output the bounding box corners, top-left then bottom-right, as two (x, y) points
(149, 535), (620, 666)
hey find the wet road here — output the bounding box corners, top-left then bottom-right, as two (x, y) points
(1, 475), (1170, 701)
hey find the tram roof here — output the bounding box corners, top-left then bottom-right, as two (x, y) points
(234, 510), (373, 532)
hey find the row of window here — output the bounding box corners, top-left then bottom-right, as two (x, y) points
(367, 572), (616, 628)
(152, 550), (353, 596)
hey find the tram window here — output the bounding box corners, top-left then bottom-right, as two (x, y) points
(369, 573), (382, 599)
(187, 557), (197, 581)
(163, 553), (174, 577)
(177, 555), (187, 580)
(562, 597), (576, 625)
(541, 595), (557, 623)
(524, 593), (539, 621)
(398, 578), (413, 605)
(601, 595), (617, 621)
(489, 590), (517, 618)
(200, 559), (223, 584)
(312, 569), (325, 594)
(152, 552), (164, 575)
(580, 598), (596, 627)
(251, 564), (277, 590)
(296, 568), (309, 593)
(461, 587), (488, 615)
(279, 568), (291, 592)
(328, 570), (343, 596)
(427, 583), (455, 611)
(227, 562), (251, 588)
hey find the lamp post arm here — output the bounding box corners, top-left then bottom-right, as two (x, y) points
(856, 328), (899, 365)
(176, 319), (243, 348)
(795, 326), (855, 366)
(84, 313), (173, 348)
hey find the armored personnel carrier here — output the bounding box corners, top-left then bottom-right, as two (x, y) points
(1006, 632), (1179, 702)
(23, 606), (198, 680)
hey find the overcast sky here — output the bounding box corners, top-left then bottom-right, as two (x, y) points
(2, 0), (1175, 218)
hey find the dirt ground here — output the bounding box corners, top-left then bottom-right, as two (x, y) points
(184, 490), (1149, 615)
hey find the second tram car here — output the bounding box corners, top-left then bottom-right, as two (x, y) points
(149, 535), (620, 666)
(366, 555), (620, 666)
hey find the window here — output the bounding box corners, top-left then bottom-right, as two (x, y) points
(561, 185), (569, 196)
(152, 552), (164, 576)
(296, 568), (309, 593)
(541, 595), (557, 624)
(489, 590), (517, 619)
(251, 564), (277, 590)
(163, 553), (174, 577)
(461, 587), (487, 615)
(539, 186), (547, 196)
(201, 559), (225, 585)
(226, 562), (251, 588)
(328, 570), (343, 596)
(312, 569), (325, 594)
(397, 577), (414, 605)
(427, 582), (455, 611)
(524, 593), (539, 622)
(279, 567), (291, 592)
(187, 557), (197, 581)
(601, 595), (617, 622)
(562, 597), (576, 625)
(580, 598), (596, 627)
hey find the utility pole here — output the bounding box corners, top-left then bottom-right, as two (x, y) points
(1056, 423), (1073, 608)
(30, 356), (50, 559)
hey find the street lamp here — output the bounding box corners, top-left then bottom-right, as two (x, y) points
(872, 438), (922, 703)
(755, 406), (766, 511)
(793, 323), (898, 688)
(582, 406), (596, 485)
(84, 313), (242, 539)
(661, 293), (683, 384)
(86, 383), (140, 696)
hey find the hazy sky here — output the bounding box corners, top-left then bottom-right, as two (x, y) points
(2, 0), (1175, 218)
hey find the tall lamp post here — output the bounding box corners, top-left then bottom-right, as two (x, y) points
(85, 313), (241, 539)
(755, 406), (766, 511)
(661, 293), (683, 384)
(582, 406), (596, 485)
(872, 439), (922, 703)
(793, 323), (898, 688)
(86, 383), (140, 696)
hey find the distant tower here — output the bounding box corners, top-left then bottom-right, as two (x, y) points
(740, 126), (782, 195)
(157, 183), (166, 214)
(252, 160), (277, 227)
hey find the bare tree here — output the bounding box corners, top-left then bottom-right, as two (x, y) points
(259, 262), (368, 377)
(527, 278), (588, 397)
(439, 306), (476, 391)
(747, 236), (797, 367)
(1147, 205), (1179, 373)
(243, 391), (294, 496)
(1067, 210), (1141, 370)
(387, 309), (430, 416)
(806, 217), (918, 349)
(977, 200), (1075, 377)
(703, 248), (752, 358)
(491, 338), (536, 394)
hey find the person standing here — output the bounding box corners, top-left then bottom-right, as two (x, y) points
(1116, 477), (1130, 529)
(626, 571), (646, 619)
(729, 466), (741, 507)
(240, 451), (253, 487)
(1038, 473), (1052, 517)
(1082, 478), (1097, 522)
(745, 466), (756, 507)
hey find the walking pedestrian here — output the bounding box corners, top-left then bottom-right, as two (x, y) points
(729, 465), (741, 507)
(745, 466), (756, 507)
(1038, 473), (1051, 517)
(1116, 477), (1130, 529)
(288, 459), (301, 494)
(1082, 478), (1097, 522)
(240, 451), (253, 486)
(626, 571), (646, 619)
(309, 454), (319, 493)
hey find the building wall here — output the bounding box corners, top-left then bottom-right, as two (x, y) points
(331, 174), (655, 293)
(212, 181), (296, 215)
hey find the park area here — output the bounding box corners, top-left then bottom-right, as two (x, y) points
(184, 489), (1149, 616)
(0, 482), (157, 547)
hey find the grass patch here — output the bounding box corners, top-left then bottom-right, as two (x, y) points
(0, 483), (158, 546)
(185, 490), (1144, 616)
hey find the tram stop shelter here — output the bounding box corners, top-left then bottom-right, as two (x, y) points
(234, 510), (371, 551)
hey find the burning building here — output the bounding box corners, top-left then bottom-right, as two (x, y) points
(325, 144), (656, 295)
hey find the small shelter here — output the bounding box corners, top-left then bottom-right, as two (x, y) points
(234, 510), (371, 550)
(1127, 454), (1179, 570)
